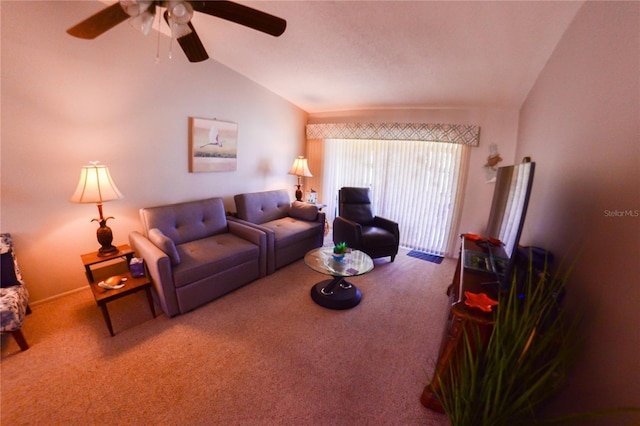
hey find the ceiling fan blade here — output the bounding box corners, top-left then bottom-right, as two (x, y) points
(67, 2), (130, 39)
(191, 1), (286, 37)
(163, 11), (209, 63)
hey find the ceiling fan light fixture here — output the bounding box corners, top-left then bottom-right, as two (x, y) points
(167, 1), (194, 25)
(68, 0), (286, 62)
(129, 9), (156, 35)
(171, 22), (193, 39)
(120, 0), (152, 17)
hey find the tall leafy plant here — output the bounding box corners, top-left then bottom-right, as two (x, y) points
(436, 257), (575, 425)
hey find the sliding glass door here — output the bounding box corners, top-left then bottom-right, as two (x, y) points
(320, 139), (469, 257)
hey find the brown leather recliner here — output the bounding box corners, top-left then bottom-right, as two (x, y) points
(332, 187), (399, 262)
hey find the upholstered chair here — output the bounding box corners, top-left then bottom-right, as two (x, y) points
(332, 187), (399, 262)
(1, 233), (31, 351)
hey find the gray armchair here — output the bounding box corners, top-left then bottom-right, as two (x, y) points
(332, 187), (399, 262)
(129, 198), (267, 317)
(232, 189), (325, 274)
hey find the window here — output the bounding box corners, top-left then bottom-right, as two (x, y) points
(306, 123), (478, 257)
(319, 138), (468, 256)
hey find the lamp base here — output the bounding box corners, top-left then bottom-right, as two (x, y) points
(96, 221), (118, 257)
(293, 184), (302, 201)
(97, 245), (119, 257)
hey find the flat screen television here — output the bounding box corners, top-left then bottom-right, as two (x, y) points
(483, 160), (535, 291)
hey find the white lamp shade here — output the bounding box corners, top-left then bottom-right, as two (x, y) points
(288, 156), (312, 177)
(70, 163), (123, 204)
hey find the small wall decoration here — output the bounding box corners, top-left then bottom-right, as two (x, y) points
(483, 143), (502, 182)
(189, 117), (238, 172)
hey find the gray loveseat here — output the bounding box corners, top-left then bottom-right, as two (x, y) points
(129, 198), (267, 317)
(232, 189), (325, 274)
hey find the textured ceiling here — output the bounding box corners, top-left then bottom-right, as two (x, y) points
(89, 1), (585, 113)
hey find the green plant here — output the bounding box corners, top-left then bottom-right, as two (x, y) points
(436, 256), (576, 425)
(333, 242), (348, 254)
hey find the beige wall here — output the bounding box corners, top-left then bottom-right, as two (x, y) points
(1, 1), (308, 302)
(517, 1), (639, 422)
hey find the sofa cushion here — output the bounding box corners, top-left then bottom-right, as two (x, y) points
(342, 204), (375, 225)
(0, 285), (29, 331)
(1, 249), (21, 288)
(339, 187), (375, 225)
(361, 225), (397, 247)
(148, 228), (181, 265)
(265, 217), (323, 250)
(234, 190), (291, 225)
(289, 201), (318, 222)
(140, 198), (228, 245)
(172, 234), (259, 288)
(1, 234), (23, 289)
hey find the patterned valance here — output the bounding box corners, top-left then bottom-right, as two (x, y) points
(306, 122), (480, 146)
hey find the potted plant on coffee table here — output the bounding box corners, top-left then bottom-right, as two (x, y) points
(333, 242), (348, 260)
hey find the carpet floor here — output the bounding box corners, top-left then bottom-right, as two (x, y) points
(1, 248), (454, 425)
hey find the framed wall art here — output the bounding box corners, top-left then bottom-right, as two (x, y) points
(188, 117), (238, 172)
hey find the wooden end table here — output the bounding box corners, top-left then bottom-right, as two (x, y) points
(81, 244), (156, 336)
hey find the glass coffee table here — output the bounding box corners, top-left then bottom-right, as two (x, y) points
(304, 247), (374, 310)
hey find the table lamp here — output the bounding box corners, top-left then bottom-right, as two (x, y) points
(288, 156), (312, 201)
(70, 161), (123, 256)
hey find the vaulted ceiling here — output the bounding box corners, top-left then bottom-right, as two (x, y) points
(77, 1), (585, 113)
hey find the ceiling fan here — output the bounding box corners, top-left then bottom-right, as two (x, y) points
(66, 0), (287, 63)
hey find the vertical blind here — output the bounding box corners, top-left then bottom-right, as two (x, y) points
(320, 138), (469, 257)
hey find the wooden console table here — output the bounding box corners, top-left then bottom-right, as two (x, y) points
(421, 235), (502, 412)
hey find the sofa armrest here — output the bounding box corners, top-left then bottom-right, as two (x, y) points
(228, 217), (275, 274)
(332, 216), (363, 248)
(128, 231), (180, 317)
(227, 221), (268, 277)
(373, 216), (400, 240)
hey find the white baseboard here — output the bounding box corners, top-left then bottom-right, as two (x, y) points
(29, 286), (87, 307)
